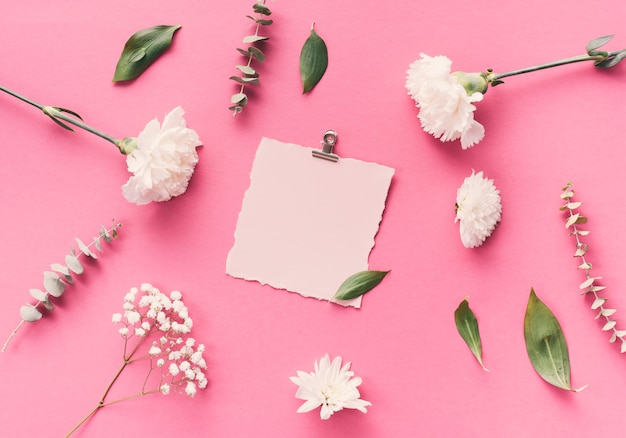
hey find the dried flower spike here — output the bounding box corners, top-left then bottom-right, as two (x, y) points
(66, 283), (208, 437)
(229, 0), (273, 116)
(561, 182), (626, 352)
(2, 222), (122, 352)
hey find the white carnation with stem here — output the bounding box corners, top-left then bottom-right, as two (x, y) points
(66, 283), (208, 437)
(290, 354), (371, 420)
(455, 170), (502, 248)
(406, 35), (626, 148)
(0, 85), (202, 204)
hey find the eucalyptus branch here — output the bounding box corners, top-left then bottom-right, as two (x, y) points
(2, 222), (122, 352)
(229, 0), (273, 116)
(561, 182), (626, 353)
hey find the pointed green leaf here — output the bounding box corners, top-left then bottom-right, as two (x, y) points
(524, 289), (584, 392)
(332, 270), (389, 301)
(454, 299), (488, 371)
(113, 24), (182, 82)
(300, 25), (329, 94)
(587, 35), (613, 53)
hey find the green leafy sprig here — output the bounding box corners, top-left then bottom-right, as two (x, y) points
(561, 182), (626, 352)
(229, 0), (273, 116)
(2, 222), (122, 352)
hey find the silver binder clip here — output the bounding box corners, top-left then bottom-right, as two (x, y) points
(312, 130), (339, 162)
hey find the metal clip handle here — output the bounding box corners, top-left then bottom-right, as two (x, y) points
(312, 130), (339, 162)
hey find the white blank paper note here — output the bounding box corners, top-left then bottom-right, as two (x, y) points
(226, 137), (395, 308)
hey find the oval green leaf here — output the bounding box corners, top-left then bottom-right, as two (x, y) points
(332, 270), (389, 301)
(524, 288), (585, 392)
(113, 24), (182, 82)
(454, 299), (488, 371)
(300, 25), (329, 94)
(43, 271), (66, 298)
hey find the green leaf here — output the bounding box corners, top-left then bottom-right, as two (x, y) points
(246, 15), (273, 25)
(229, 76), (260, 85)
(65, 254), (84, 275)
(243, 35), (269, 44)
(454, 298), (488, 371)
(587, 35), (613, 53)
(524, 289), (586, 392)
(595, 50), (626, 68)
(113, 24), (181, 82)
(252, 2), (271, 15)
(332, 270), (389, 301)
(236, 65), (257, 76)
(43, 271), (66, 298)
(300, 25), (329, 94)
(231, 93), (248, 105)
(20, 305), (42, 322)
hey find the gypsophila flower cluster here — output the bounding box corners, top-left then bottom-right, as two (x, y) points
(561, 182), (626, 353)
(112, 283), (208, 396)
(455, 170), (502, 248)
(67, 283), (207, 437)
(290, 354), (371, 420)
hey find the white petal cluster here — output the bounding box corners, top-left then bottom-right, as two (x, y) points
(122, 106), (202, 205)
(112, 283), (208, 397)
(290, 354), (371, 420)
(455, 170), (502, 248)
(405, 53), (485, 149)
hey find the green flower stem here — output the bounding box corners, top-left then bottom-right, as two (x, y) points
(42, 106), (119, 145)
(489, 51), (621, 81)
(0, 84), (123, 150)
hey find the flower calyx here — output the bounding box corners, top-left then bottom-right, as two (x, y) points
(451, 71), (489, 96)
(115, 137), (138, 155)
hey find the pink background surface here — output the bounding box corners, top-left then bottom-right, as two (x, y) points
(2, 1), (626, 437)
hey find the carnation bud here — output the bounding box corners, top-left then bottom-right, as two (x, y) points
(451, 71), (489, 95)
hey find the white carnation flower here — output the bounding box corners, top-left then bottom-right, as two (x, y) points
(455, 170), (502, 248)
(122, 106), (202, 205)
(289, 354), (371, 420)
(406, 53), (486, 149)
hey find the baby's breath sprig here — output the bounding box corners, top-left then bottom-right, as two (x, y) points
(66, 283), (208, 437)
(2, 221), (122, 352)
(229, 0), (273, 116)
(561, 182), (626, 352)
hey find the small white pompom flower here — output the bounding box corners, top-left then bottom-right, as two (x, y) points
(290, 354), (371, 420)
(455, 170), (502, 248)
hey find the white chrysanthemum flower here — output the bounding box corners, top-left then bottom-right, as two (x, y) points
(289, 354), (372, 420)
(126, 310), (141, 324)
(455, 170), (502, 248)
(122, 106), (202, 205)
(406, 53), (486, 149)
(149, 345), (162, 356)
(112, 313), (122, 323)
